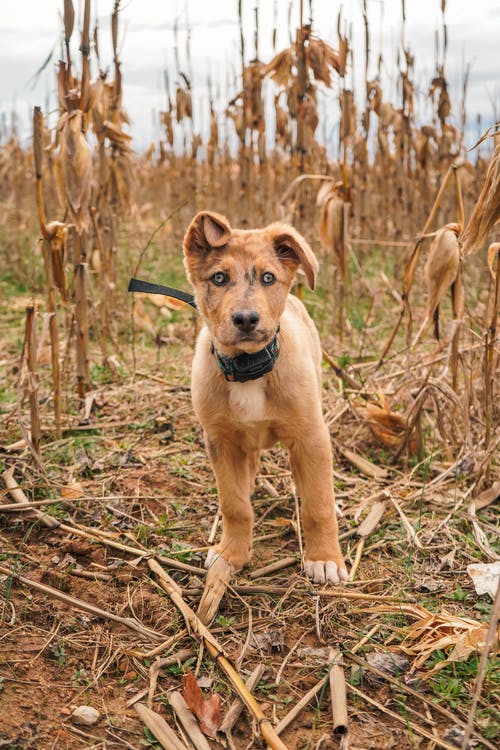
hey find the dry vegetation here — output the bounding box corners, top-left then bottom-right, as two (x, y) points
(0, 1), (499, 749)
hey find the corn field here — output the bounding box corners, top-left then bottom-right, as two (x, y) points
(0, 1), (498, 748)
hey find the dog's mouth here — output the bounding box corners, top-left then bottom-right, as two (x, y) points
(214, 327), (276, 354)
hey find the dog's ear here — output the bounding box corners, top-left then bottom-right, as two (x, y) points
(267, 222), (319, 290)
(184, 211), (232, 257)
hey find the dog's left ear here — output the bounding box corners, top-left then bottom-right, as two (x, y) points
(267, 222), (319, 290)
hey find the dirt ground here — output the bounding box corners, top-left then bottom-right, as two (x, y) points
(1, 296), (499, 750)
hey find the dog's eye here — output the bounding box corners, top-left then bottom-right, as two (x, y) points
(211, 272), (228, 286)
(261, 272), (275, 286)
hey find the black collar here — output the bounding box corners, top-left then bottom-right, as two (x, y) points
(212, 332), (280, 382)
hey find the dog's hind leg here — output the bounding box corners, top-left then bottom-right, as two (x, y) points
(289, 425), (348, 585)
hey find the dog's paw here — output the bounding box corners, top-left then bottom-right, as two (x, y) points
(205, 542), (251, 571)
(304, 559), (349, 585)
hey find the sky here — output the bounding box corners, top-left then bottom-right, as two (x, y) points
(1, 0), (498, 151)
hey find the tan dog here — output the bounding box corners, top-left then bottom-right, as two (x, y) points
(183, 211), (347, 585)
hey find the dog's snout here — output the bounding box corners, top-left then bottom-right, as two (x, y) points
(232, 310), (260, 332)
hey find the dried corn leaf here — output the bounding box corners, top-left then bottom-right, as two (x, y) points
(319, 194), (344, 262)
(60, 481), (84, 499)
(101, 120), (133, 154)
(55, 111), (92, 229)
(397, 607), (494, 675)
(461, 145), (500, 254)
(362, 393), (408, 449)
(423, 223), (462, 338)
(263, 48), (293, 88)
(46, 221), (69, 300)
(307, 38), (343, 86)
(487, 242), (500, 279)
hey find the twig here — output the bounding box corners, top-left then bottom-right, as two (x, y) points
(220, 663), (266, 734)
(3, 468), (58, 528)
(275, 675), (328, 736)
(249, 557), (297, 579)
(389, 496), (423, 548)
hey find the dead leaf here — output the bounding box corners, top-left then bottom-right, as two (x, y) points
(473, 481), (500, 511)
(461, 145), (500, 254)
(487, 242), (500, 280)
(60, 481), (84, 499)
(357, 501), (386, 537)
(423, 222), (461, 338)
(467, 562), (500, 599)
(182, 670), (221, 739)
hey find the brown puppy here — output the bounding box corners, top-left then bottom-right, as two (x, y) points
(183, 211), (347, 584)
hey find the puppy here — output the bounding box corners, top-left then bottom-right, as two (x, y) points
(183, 211), (347, 585)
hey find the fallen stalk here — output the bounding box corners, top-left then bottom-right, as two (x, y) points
(148, 558), (289, 750)
(134, 702), (189, 750)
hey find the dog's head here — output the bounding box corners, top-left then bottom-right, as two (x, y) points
(183, 211), (318, 353)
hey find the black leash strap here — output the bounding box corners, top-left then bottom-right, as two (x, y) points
(128, 278), (197, 309)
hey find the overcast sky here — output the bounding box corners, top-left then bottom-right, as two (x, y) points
(1, 1), (498, 151)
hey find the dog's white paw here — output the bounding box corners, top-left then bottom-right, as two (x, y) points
(205, 546), (235, 572)
(304, 559), (349, 585)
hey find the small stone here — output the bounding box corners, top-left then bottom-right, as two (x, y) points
(71, 705), (100, 727)
(51, 556), (60, 564)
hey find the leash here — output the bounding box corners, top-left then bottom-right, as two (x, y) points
(128, 277), (197, 309)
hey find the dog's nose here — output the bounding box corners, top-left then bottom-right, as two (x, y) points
(232, 310), (260, 332)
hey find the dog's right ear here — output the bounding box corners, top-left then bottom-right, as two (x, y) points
(183, 211), (232, 259)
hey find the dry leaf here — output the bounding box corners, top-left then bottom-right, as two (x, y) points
(473, 481), (500, 510)
(60, 481), (84, 499)
(357, 501), (386, 537)
(55, 111), (92, 229)
(467, 562), (500, 599)
(395, 606), (495, 675)
(461, 145), (500, 254)
(424, 222), (462, 337)
(182, 670), (221, 739)
(487, 242), (500, 279)
(362, 393), (409, 449)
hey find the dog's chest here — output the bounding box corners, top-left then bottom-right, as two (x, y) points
(228, 380), (267, 423)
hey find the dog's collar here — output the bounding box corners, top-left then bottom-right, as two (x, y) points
(212, 331), (280, 383)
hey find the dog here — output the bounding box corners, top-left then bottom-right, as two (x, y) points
(183, 211), (347, 586)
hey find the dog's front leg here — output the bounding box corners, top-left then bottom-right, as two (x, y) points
(205, 437), (258, 572)
(289, 425), (348, 584)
